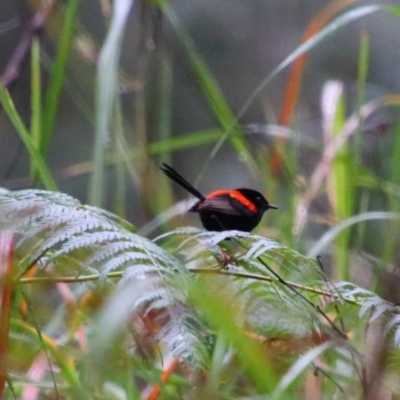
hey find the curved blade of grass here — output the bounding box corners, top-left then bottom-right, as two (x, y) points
(279, 0), (357, 127)
(272, 341), (334, 399)
(238, 5), (384, 120)
(0, 84), (57, 190)
(88, 0), (134, 207)
(308, 212), (400, 258)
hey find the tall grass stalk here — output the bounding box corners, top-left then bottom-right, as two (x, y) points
(89, 0), (133, 207)
(158, 1), (257, 174)
(30, 38), (42, 180)
(326, 83), (353, 281)
(354, 32), (370, 252)
(41, 0), (82, 155)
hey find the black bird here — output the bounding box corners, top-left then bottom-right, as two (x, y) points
(161, 163), (277, 232)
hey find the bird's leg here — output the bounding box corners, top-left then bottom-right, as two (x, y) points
(208, 214), (240, 268)
(221, 251), (236, 269)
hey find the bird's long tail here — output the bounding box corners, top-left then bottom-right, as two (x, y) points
(161, 163), (205, 201)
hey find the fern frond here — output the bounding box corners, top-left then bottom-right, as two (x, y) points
(119, 268), (210, 369)
(6, 188), (400, 398)
(0, 191), (174, 279)
(156, 302), (211, 369)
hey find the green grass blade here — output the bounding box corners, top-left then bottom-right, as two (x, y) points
(356, 33), (369, 111)
(189, 278), (277, 393)
(158, 2), (257, 172)
(11, 319), (91, 399)
(353, 32), (369, 249)
(385, 5), (400, 17)
(331, 90), (352, 280)
(147, 128), (224, 154)
(158, 53), (173, 159)
(273, 341), (333, 398)
(0, 84), (57, 190)
(41, 0), (82, 155)
(390, 122), (400, 195)
(113, 99), (127, 218)
(30, 38), (42, 179)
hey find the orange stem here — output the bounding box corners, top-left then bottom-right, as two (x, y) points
(272, 0), (356, 175)
(146, 357), (180, 400)
(0, 232), (14, 400)
(279, 0), (356, 126)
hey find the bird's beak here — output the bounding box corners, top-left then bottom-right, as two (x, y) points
(269, 204), (278, 210)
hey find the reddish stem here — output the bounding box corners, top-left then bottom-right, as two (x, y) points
(146, 357), (180, 400)
(0, 232), (14, 400)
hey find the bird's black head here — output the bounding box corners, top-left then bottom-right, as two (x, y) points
(236, 188), (278, 214)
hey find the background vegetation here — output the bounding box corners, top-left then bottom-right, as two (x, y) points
(1, 0), (400, 398)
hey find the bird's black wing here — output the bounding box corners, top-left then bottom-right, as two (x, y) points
(192, 194), (255, 216)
